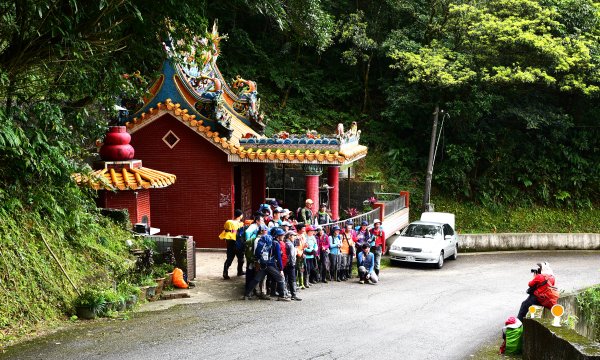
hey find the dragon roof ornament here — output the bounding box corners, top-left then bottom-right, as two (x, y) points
(161, 21), (266, 134)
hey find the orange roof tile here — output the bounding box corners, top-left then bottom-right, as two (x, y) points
(74, 166), (176, 191)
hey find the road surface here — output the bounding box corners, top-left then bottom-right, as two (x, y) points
(3, 251), (600, 359)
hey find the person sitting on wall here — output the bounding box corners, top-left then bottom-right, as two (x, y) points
(357, 244), (378, 284)
(220, 209), (244, 280)
(517, 261), (559, 320)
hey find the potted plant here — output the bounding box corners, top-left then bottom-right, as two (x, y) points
(74, 289), (106, 320)
(102, 289), (126, 313)
(139, 276), (157, 300)
(151, 263), (173, 296)
(117, 282), (140, 310)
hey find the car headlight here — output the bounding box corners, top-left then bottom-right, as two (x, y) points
(391, 244), (401, 251)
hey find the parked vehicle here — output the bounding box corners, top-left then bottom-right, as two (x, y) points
(389, 212), (457, 269)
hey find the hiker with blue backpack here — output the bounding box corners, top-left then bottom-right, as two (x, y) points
(220, 209), (245, 280)
(242, 225), (290, 301)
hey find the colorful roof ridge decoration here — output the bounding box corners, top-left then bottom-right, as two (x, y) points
(168, 22), (265, 129)
(124, 99), (367, 165)
(75, 162), (177, 191)
(125, 22), (265, 141)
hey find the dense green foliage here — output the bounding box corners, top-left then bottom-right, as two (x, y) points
(0, 206), (132, 346)
(576, 285), (600, 342)
(208, 0), (600, 207)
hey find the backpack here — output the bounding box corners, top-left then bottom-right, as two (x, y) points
(279, 240), (288, 268)
(258, 237), (273, 266)
(235, 224), (249, 251)
(536, 279), (560, 308)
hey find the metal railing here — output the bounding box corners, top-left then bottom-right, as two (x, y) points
(317, 207), (381, 232)
(380, 195), (406, 216)
(374, 192), (403, 201)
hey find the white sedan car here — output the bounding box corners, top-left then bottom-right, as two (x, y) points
(389, 215), (458, 269)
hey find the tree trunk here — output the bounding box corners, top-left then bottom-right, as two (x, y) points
(362, 55), (372, 113)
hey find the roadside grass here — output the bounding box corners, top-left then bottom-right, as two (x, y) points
(410, 198), (600, 234)
(468, 340), (522, 359)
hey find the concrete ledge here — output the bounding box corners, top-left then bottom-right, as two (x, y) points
(523, 318), (600, 359)
(460, 233), (600, 252)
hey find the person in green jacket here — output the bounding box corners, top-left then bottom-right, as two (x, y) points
(500, 316), (523, 355)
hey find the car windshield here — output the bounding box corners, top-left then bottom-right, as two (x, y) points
(401, 224), (441, 239)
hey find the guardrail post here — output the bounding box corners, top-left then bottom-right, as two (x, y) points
(373, 202), (385, 222)
(400, 191), (410, 208)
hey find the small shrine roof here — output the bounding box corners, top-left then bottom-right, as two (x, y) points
(75, 160), (176, 191)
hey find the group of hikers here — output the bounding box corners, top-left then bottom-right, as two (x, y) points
(219, 198), (386, 301)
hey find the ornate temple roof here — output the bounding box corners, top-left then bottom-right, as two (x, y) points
(121, 23), (368, 166)
(126, 99), (367, 165)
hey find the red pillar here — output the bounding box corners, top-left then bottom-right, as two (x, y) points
(373, 202), (385, 222)
(328, 166), (340, 220)
(303, 165), (322, 216)
(400, 190), (410, 208)
(305, 175), (319, 215)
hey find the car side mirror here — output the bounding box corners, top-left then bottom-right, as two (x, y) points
(444, 235), (452, 240)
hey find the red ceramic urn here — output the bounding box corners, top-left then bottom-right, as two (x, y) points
(99, 126), (135, 161)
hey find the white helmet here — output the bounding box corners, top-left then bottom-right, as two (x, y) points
(373, 219), (381, 224)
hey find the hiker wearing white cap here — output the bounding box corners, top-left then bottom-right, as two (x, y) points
(299, 199), (314, 225)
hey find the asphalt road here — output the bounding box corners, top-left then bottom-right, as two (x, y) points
(3, 251), (600, 360)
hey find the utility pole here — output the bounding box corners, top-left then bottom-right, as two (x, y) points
(423, 104), (439, 212)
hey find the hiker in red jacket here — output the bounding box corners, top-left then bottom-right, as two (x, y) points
(370, 219), (386, 276)
(517, 261), (558, 320)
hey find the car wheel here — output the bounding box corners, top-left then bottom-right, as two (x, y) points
(436, 251), (444, 269)
(390, 259), (400, 267)
(450, 245), (458, 260)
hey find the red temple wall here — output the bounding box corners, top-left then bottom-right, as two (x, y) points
(129, 114), (234, 248)
(98, 189), (151, 226)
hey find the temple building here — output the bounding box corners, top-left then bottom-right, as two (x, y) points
(97, 25), (368, 248)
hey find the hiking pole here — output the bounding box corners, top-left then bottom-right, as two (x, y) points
(41, 233), (81, 296)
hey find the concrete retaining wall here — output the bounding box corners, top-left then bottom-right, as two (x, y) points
(459, 233), (600, 252)
(522, 318), (600, 360)
(549, 293), (598, 342)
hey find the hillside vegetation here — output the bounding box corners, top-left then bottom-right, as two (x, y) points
(0, 198), (132, 347)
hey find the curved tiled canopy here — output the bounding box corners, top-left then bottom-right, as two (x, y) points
(75, 166), (176, 191)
